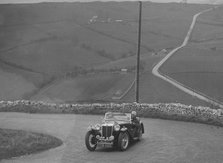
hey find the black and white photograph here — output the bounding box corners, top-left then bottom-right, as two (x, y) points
(0, 0), (223, 162)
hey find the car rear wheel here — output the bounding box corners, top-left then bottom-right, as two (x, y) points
(138, 128), (143, 141)
(85, 131), (97, 151)
(118, 132), (129, 151)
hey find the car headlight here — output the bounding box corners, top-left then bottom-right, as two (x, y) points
(94, 124), (101, 130)
(121, 127), (127, 131)
(114, 124), (120, 131)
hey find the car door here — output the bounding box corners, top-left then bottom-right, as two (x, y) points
(129, 120), (139, 138)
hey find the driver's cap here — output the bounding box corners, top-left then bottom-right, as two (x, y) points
(131, 111), (136, 116)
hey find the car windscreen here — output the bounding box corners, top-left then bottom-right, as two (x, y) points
(104, 113), (131, 122)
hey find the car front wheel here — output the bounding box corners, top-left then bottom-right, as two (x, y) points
(85, 131), (97, 151)
(118, 132), (129, 151)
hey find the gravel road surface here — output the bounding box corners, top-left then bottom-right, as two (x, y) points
(0, 113), (223, 163)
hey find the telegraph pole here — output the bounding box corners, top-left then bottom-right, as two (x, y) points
(135, 1), (142, 103)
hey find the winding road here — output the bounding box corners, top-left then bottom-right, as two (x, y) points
(152, 7), (223, 108)
(0, 113), (223, 163)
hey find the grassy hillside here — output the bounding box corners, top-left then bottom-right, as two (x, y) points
(121, 55), (209, 107)
(31, 73), (135, 103)
(34, 51), (210, 106)
(0, 2), (211, 104)
(0, 69), (36, 100)
(160, 6), (223, 103)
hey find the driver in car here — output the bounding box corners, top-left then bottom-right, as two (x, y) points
(131, 111), (139, 123)
(131, 111), (141, 136)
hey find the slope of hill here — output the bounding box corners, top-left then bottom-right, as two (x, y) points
(160, 6), (223, 103)
(0, 2), (211, 105)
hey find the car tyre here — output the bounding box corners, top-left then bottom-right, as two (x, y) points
(85, 131), (97, 151)
(118, 132), (129, 151)
(138, 128), (143, 141)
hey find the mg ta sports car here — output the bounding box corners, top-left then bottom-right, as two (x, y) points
(85, 111), (144, 151)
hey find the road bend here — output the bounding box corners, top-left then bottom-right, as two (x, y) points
(152, 7), (223, 108)
(1, 113), (223, 163)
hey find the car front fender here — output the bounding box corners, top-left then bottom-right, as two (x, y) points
(141, 123), (144, 134)
(87, 126), (101, 135)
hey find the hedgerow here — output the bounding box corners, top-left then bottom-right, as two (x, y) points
(0, 100), (222, 127)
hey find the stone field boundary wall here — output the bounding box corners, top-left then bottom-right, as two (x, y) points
(0, 101), (223, 127)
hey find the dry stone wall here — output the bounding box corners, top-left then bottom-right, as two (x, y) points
(0, 100), (223, 127)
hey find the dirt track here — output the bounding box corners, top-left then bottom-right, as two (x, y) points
(0, 113), (223, 163)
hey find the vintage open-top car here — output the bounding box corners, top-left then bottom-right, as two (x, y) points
(85, 111), (144, 151)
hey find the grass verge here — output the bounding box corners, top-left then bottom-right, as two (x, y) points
(0, 128), (63, 161)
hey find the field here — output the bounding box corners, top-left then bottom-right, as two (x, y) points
(30, 73), (135, 103)
(0, 69), (35, 100)
(160, 6), (223, 103)
(0, 2), (212, 106)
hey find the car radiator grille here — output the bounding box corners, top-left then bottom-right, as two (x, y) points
(102, 126), (113, 138)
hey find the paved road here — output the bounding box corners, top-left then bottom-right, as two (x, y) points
(1, 113), (223, 163)
(152, 7), (223, 108)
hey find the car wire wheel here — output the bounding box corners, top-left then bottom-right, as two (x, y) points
(85, 131), (97, 151)
(89, 134), (96, 147)
(118, 132), (129, 151)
